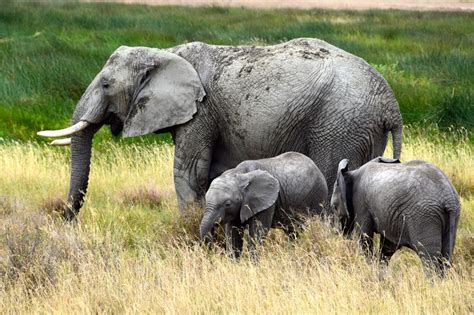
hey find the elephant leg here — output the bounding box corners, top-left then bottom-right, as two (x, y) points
(380, 234), (398, 264)
(225, 223), (244, 260)
(173, 150), (213, 213)
(283, 214), (305, 241)
(419, 249), (445, 277)
(355, 216), (375, 257)
(360, 232), (374, 257)
(408, 218), (445, 276)
(413, 235), (444, 277)
(305, 145), (332, 216)
(284, 224), (299, 242)
(173, 115), (217, 213)
(248, 206), (274, 260)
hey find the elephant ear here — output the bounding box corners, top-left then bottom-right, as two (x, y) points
(123, 50), (206, 137)
(336, 159), (350, 218)
(238, 170), (279, 224)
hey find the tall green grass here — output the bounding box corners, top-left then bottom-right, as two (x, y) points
(0, 3), (473, 142)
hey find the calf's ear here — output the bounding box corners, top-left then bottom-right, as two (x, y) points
(237, 170), (279, 223)
(336, 159), (350, 218)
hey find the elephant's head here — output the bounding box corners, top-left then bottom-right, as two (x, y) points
(199, 170), (279, 242)
(37, 46), (206, 219)
(330, 159), (352, 232)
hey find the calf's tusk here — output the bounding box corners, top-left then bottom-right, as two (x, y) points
(37, 121), (90, 138)
(50, 138), (71, 146)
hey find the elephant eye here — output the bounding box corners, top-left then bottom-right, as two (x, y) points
(101, 78), (110, 89)
(224, 200), (232, 207)
(140, 70), (152, 85)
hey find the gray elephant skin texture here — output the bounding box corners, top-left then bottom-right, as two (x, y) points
(38, 38), (403, 220)
(331, 157), (461, 274)
(200, 152), (328, 258)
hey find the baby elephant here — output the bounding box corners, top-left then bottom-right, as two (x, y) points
(331, 157), (460, 274)
(200, 152), (328, 258)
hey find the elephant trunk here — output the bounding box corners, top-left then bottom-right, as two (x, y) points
(62, 80), (107, 220)
(64, 125), (100, 220)
(199, 206), (224, 243)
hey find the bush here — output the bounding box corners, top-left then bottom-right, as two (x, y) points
(0, 213), (82, 292)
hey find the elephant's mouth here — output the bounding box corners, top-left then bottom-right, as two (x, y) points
(106, 113), (124, 136)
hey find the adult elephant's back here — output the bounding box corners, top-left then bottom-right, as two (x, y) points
(301, 38), (403, 194)
(196, 38), (402, 196)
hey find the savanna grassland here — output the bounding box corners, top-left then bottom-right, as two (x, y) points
(0, 127), (473, 313)
(0, 2), (473, 313)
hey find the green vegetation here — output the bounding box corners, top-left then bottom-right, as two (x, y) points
(0, 3), (473, 142)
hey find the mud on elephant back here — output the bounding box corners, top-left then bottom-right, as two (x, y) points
(37, 38), (403, 220)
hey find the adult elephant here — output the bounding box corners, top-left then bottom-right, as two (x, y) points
(38, 38), (403, 220)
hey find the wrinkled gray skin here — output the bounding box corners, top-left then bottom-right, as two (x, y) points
(331, 157), (460, 275)
(200, 152), (328, 258)
(51, 38), (402, 220)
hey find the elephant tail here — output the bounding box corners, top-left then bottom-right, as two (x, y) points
(442, 203), (460, 263)
(391, 125), (403, 160)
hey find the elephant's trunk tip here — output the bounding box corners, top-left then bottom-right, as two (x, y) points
(199, 208), (220, 243)
(199, 225), (212, 242)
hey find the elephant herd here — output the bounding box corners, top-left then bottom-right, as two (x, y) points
(38, 38), (460, 275)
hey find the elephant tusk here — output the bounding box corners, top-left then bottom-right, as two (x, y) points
(37, 121), (90, 138)
(50, 138), (71, 146)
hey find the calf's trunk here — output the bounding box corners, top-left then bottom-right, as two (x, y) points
(199, 207), (224, 243)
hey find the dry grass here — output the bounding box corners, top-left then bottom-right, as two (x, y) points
(0, 126), (472, 313)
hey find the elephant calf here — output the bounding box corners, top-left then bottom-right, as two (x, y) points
(200, 152), (328, 258)
(331, 157), (461, 274)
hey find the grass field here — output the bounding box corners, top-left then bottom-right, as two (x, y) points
(0, 2), (473, 313)
(0, 2), (473, 142)
(0, 126), (473, 313)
